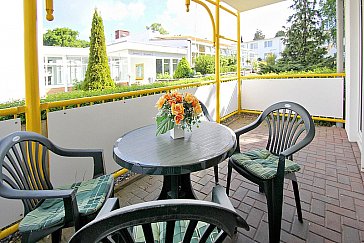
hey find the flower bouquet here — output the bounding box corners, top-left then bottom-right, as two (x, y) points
(155, 92), (203, 136)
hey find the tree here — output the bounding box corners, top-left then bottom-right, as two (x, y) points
(253, 29), (265, 40)
(194, 55), (215, 75)
(146, 23), (169, 35)
(43, 28), (89, 47)
(173, 57), (193, 79)
(266, 53), (277, 66)
(275, 30), (285, 37)
(83, 10), (115, 90)
(278, 0), (333, 71)
(319, 0), (336, 44)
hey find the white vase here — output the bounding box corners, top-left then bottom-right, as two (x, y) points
(170, 125), (184, 139)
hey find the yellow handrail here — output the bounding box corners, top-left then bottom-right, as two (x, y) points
(0, 74), (345, 118)
(242, 73), (345, 79)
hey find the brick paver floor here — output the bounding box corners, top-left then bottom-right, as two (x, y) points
(115, 114), (364, 243)
(34, 114), (364, 242)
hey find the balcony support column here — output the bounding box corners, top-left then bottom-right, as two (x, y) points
(215, 0), (221, 123)
(24, 0), (41, 133)
(336, 0), (344, 73)
(237, 12), (242, 112)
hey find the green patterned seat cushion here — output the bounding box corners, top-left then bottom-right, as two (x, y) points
(231, 148), (300, 180)
(133, 220), (218, 243)
(19, 174), (113, 232)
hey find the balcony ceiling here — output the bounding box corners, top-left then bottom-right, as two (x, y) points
(221, 0), (287, 12)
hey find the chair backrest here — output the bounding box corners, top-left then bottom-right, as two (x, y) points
(199, 101), (213, 122)
(70, 199), (249, 243)
(0, 131), (54, 214)
(258, 101), (315, 159)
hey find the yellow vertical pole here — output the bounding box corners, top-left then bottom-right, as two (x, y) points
(237, 12), (242, 112)
(24, 0), (41, 133)
(215, 0), (221, 123)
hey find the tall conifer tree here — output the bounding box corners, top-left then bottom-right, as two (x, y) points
(83, 9), (115, 90)
(279, 0), (332, 71)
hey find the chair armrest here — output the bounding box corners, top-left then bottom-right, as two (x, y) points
(212, 185), (235, 212)
(50, 146), (105, 178)
(234, 116), (263, 153)
(95, 198), (120, 220)
(0, 184), (76, 200)
(212, 185), (249, 231)
(0, 184), (80, 226)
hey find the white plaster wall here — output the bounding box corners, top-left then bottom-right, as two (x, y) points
(129, 57), (155, 84)
(0, 119), (23, 228)
(0, 0), (45, 102)
(241, 78), (344, 118)
(47, 96), (158, 186)
(345, 0), (361, 143)
(0, 1), (25, 102)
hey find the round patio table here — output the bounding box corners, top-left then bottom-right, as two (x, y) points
(113, 121), (236, 199)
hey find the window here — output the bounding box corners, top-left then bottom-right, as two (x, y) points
(156, 59), (163, 74)
(173, 59), (178, 73)
(135, 63), (144, 80)
(198, 44), (206, 53)
(164, 59), (170, 74)
(250, 43), (258, 49)
(264, 41), (272, 48)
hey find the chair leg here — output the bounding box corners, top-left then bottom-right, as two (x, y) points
(51, 229), (62, 243)
(259, 185), (264, 193)
(214, 165), (219, 185)
(292, 180), (303, 223)
(265, 179), (284, 243)
(226, 163), (233, 196)
(21, 232), (31, 243)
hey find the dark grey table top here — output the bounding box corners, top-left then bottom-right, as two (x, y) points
(113, 121), (237, 175)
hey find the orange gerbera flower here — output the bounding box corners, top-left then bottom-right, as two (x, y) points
(191, 98), (199, 107)
(184, 93), (194, 104)
(155, 96), (166, 109)
(174, 114), (184, 125)
(194, 103), (202, 114)
(172, 92), (183, 103)
(171, 103), (184, 116)
(164, 93), (172, 100)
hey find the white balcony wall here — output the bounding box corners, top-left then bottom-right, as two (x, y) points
(47, 81), (237, 186)
(0, 119), (23, 228)
(241, 78), (344, 118)
(47, 75), (343, 186)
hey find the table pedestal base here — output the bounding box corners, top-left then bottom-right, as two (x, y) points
(158, 174), (197, 199)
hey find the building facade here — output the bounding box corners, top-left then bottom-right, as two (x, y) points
(243, 36), (285, 61)
(43, 41), (187, 92)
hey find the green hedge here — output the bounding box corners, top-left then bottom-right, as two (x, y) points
(0, 77), (217, 122)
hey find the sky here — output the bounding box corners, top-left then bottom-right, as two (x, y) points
(43, 0), (294, 44)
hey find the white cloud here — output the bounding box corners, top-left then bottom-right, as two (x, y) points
(127, 2), (146, 19)
(97, 0), (146, 21)
(155, 0), (293, 42)
(156, 0), (215, 39)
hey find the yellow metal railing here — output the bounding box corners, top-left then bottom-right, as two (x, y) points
(0, 74), (346, 120)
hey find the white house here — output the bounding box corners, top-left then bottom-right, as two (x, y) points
(243, 36), (285, 61)
(42, 40), (187, 93)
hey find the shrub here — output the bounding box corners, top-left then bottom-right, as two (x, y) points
(195, 55), (215, 75)
(157, 72), (172, 79)
(173, 57), (193, 79)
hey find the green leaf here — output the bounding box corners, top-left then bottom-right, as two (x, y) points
(156, 115), (174, 136)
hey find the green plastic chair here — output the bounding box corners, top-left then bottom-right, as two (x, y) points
(226, 101), (315, 243)
(70, 185), (249, 243)
(0, 131), (114, 243)
(199, 101), (220, 185)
